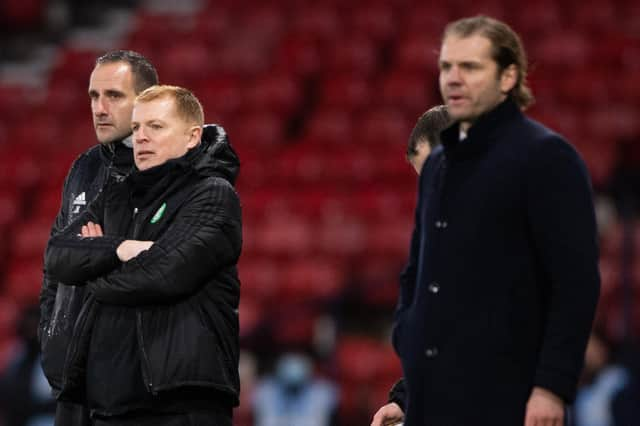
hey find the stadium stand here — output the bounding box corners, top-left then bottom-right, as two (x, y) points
(1, 0), (638, 424)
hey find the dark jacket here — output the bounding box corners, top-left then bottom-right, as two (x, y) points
(39, 139), (133, 393)
(43, 126), (241, 415)
(38, 125), (233, 392)
(392, 99), (600, 425)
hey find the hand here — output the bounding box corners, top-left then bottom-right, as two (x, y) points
(371, 402), (404, 426)
(116, 240), (154, 262)
(81, 221), (103, 237)
(524, 386), (564, 426)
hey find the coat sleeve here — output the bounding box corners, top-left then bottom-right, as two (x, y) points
(38, 161), (75, 345)
(395, 160), (429, 320)
(526, 135), (600, 403)
(387, 377), (407, 411)
(88, 178), (242, 306)
(44, 188), (124, 285)
(391, 169), (424, 357)
(396, 211), (420, 319)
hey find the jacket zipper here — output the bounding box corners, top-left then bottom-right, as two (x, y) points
(131, 206), (156, 395)
(132, 207), (140, 237)
(136, 312), (156, 395)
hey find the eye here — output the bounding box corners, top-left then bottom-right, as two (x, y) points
(461, 62), (480, 71)
(131, 124), (139, 131)
(150, 123), (162, 130)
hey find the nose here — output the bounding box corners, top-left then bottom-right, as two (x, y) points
(93, 96), (108, 116)
(133, 126), (147, 144)
(443, 65), (462, 86)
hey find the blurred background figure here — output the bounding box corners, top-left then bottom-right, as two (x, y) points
(253, 352), (338, 426)
(571, 330), (640, 426)
(1, 0), (639, 424)
(0, 305), (55, 426)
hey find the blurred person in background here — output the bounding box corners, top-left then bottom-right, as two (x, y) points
(44, 85), (242, 425)
(253, 352), (338, 426)
(609, 339), (640, 425)
(0, 305), (56, 426)
(405, 105), (451, 176)
(38, 49), (159, 426)
(370, 105), (451, 426)
(570, 329), (631, 426)
(392, 15), (600, 425)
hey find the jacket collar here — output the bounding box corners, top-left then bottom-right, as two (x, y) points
(440, 97), (522, 160)
(100, 136), (134, 173)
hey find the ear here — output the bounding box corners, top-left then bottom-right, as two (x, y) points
(500, 64), (518, 94)
(187, 126), (203, 149)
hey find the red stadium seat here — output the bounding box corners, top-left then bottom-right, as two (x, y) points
(574, 0), (618, 33)
(0, 297), (18, 342)
(301, 108), (353, 146)
(217, 38), (271, 77)
(336, 336), (396, 383)
(243, 72), (303, 118)
(238, 297), (263, 339)
(279, 258), (345, 303)
(0, 84), (38, 123)
(238, 258), (281, 304)
(317, 215), (367, 257)
(273, 35), (323, 78)
(192, 6), (232, 44)
(532, 32), (590, 70)
(399, 3), (449, 36)
(195, 76), (244, 125)
(393, 32), (442, 75)
(228, 112), (286, 154)
(350, 3), (397, 42)
(0, 146), (43, 193)
(0, 189), (21, 230)
(325, 37), (380, 77)
(156, 40), (213, 86)
(49, 49), (100, 87)
(291, 5), (342, 43)
(252, 214), (314, 256)
(237, 4), (287, 42)
(356, 108), (412, 149)
(510, 0), (562, 38)
(10, 218), (52, 263)
(270, 306), (320, 347)
(4, 259), (43, 306)
(378, 70), (437, 118)
(318, 74), (373, 114)
(44, 79), (88, 119)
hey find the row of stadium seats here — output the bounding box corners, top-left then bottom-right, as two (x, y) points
(1, 1), (638, 422)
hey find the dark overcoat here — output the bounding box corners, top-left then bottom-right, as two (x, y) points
(392, 98), (600, 425)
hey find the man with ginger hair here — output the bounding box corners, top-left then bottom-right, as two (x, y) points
(44, 85), (242, 425)
(391, 16), (599, 425)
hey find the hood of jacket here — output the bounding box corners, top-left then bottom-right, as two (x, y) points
(190, 124), (240, 186)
